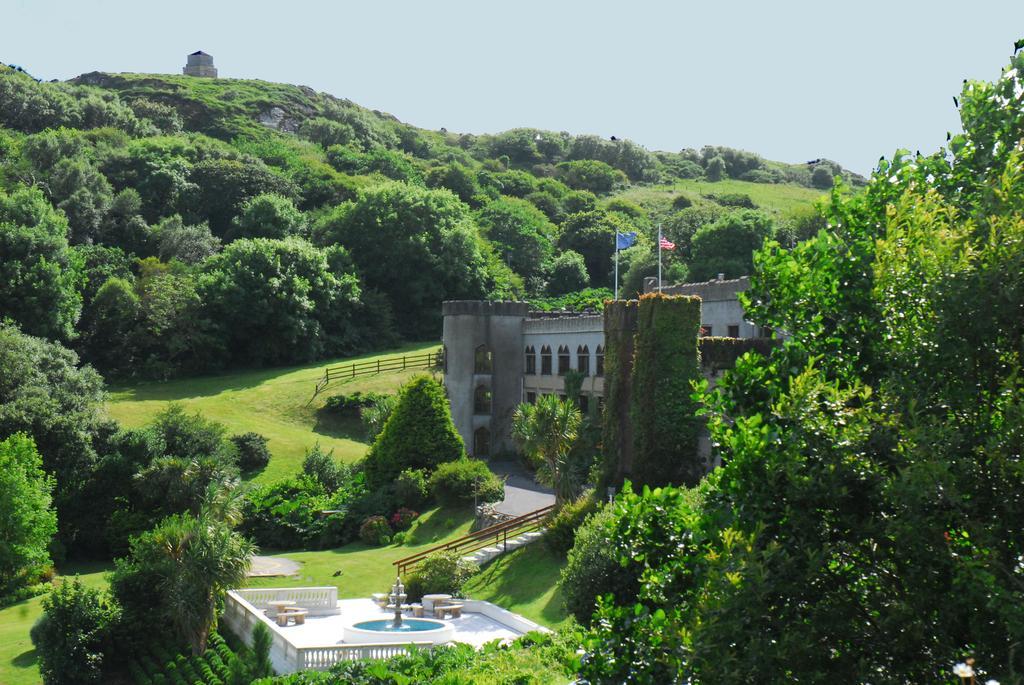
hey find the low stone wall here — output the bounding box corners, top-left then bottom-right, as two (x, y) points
(460, 599), (551, 634)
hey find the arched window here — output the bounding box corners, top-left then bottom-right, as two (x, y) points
(474, 385), (492, 414)
(525, 346), (536, 375)
(595, 345), (605, 377)
(474, 427), (490, 458)
(540, 345), (552, 376)
(577, 345), (590, 376)
(474, 344), (492, 373)
(557, 345), (570, 376)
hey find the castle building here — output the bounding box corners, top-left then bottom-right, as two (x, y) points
(442, 275), (768, 459)
(183, 51), (217, 78)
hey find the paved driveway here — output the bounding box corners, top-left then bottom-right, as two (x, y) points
(488, 459), (555, 516)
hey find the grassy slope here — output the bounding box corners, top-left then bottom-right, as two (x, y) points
(243, 506), (477, 597)
(463, 544), (569, 629)
(0, 563), (111, 685)
(106, 343), (439, 483)
(616, 177), (825, 216)
(245, 507), (569, 629)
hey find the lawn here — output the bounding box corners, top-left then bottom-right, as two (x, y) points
(246, 506), (568, 629)
(463, 544), (569, 629)
(0, 562), (112, 685)
(616, 177), (826, 216)
(106, 342), (440, 483)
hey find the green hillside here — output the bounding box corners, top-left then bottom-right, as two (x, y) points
(107, 343), (439, 482)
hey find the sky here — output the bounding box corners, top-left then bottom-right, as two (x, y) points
(3, 0), (1023, 175)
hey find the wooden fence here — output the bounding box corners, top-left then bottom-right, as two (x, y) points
(313, 349), (442, 398)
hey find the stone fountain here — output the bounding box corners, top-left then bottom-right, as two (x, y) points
(384, 576), (407, 628)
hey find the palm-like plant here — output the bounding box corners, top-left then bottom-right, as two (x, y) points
(511, 394), (583, 505)
(146, 508), (255, 654)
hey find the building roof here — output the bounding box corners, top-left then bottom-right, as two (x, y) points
(661, 275), (750, 302)
(189, 50), (210, 56)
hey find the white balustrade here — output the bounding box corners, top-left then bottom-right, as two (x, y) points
(234, 587), (340, 615)
(299, 643), (434, 669)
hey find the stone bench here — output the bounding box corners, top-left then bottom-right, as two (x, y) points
(435, 603), (463, 619)
(275, 608), (308, 626)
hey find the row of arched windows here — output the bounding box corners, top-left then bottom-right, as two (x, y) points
(524, 344), (604, 377)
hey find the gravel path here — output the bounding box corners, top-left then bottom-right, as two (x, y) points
(248, 555), (301, 577)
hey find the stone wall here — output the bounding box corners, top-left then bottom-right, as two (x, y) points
(645, 275), (759, 338)
(442, 301), (528, 457)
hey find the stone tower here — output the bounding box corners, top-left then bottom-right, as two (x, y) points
(183, 51), (217, 78)
(442, 301), (529, 459)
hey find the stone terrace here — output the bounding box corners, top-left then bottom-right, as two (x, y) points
(223, 588), (547, 673)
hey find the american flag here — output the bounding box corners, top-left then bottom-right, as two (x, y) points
(659, 236), (676, 250)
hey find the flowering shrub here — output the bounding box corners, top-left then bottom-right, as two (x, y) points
(358, 516), (392, 546)
(390, 508), (418, 532)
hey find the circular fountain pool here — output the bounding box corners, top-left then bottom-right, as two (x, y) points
(344, 618), (454, 645)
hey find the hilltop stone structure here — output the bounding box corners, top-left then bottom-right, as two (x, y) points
(442, 275), (772, 461)
(183, 51), (217, 78)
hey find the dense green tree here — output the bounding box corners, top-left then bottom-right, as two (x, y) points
(567, 135), (658, 181)
(556, 159), (625, 193)
(524, 190), (564, 223)
(74, 244), (133, 302)
(0, 324), (104, 546)
(78, 277), (139, 374)
(546, 250), (589, 295)
(31, 578), (120, 685)
(131, 270), (221, 378)
(810, 164), (834, 189)
(98, 189), (151, 254)
(315, 182), (491, 338)
(486, 128), (544, 164)
(561, 190), (598, 214)
(183, 158), (299, 236)
(300, 117), (356, 148)
(0, 69), (83, 131)
(558, 210), (632, 288)
(425, 163), (482, 205)
(199, 237), (361, 365)
(619, 248), (687, 299)
(0, 186), (84, 341)
(152, 215), (220, 264)
(475, 196), (556, 283)
(0, 434), (57, 593)
(48, 156), (114, 244)
(688, 209), (774, 281)
(484, 169), (538, 197)
(704, 155), (726, 181)
(579, 50), (1024, 683)
(364, 376), (464, 488)
(699, 145), (765, 179)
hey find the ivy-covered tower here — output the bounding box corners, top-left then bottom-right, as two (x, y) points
(603, 294), (704, 488)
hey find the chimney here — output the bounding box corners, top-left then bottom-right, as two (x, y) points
(717, 273), (725, 281)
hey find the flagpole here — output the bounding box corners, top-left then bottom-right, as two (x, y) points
(657, 224), (663, 293)
(614, 238), (619, 300)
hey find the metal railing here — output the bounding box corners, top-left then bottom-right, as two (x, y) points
(312, 349), (442, 398)
(393, 504), (556, 576)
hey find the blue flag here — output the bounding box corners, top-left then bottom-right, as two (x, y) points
(616, 231), (637, 250)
